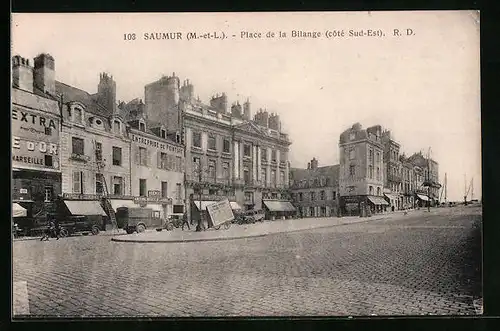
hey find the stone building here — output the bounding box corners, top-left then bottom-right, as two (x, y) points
(289, 158), (340, 217)
(11, 54), (62, 218)
(142, 75), (293, 223)
(57, 71), (131, 214)
(381, 129), (403, 211)
(338, 123), (389, 216)
(119, 104), (186, 219)
(399, 154), (416, 209)
(407, 151), (441, 206)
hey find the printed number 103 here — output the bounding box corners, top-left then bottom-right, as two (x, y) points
(124, 33), (136, 40)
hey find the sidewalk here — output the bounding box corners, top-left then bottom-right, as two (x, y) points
(111, 211), (411, 244)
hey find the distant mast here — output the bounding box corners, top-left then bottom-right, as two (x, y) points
(444, 173), (447, 203)
(464, 173), (467, 205)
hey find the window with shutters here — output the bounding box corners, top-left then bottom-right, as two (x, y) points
(72, 171), (84, 194)
(139, 147), (147, 166)
(139, 179), (147, 196)
(222, 162), (230, 180)
(72, 137), (84, 155)
(192, 157), (200, 177)
(208, 159), (216, 180)
(96, 174), (104, 194)
(112, 146), (122, 166)
(176, 183), (182, 200)
(95, 142), (102, 161)
(161, 181), (168, 198)
(113, 176), (123, 195)
(159, 152), (167, 169)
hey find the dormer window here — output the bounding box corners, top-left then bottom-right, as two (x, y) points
(91, 117), (104, 130)
(73, 107), (83, 124)
(139, 120), (146, 132)
(113, 120), (121, 134)
(161, 128), (166, 139)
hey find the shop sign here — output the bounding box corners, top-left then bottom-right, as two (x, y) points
(131, 134), (183, 154)
(190, 194), (236, 202)
(133, 196), (173, 205)
(148, 190), (161, 198)
(206, 199), (234, 227)
(63, 193), (103, 200)
(20, 189), (28, 194)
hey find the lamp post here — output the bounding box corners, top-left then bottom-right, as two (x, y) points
(194, 164), (210, 232)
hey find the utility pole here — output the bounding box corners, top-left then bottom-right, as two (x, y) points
(464, 173), (467, 206)
(427, 147), (431, 212)
(471, 177), (474, 201)
(444, 173), (447, 204)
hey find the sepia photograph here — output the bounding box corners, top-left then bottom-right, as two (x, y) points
(11, 11), (482, 317)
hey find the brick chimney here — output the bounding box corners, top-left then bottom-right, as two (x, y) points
(310, 157), (318, 170)
(33, 53), (55, 95)
(12, 55), (34, 92)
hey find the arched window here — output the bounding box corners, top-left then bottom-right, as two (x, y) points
(369, 186), (374, 195)
(377, 187), (381, 196)
(139, 120), (146, 132)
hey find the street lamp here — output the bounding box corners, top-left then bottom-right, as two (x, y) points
(193, 164), (210, 232)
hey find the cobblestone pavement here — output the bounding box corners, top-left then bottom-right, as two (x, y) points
(12, 205), (482, 317)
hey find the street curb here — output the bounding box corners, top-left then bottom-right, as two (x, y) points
(110, 216), (389, 244)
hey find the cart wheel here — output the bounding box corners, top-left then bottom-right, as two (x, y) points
(173, 221), (181, 228)
(223, 222), (231, 230)
(59, 228), (69, 238)
(91, 226), (100, 235)
(166, 223), (174, 231)
(136, 224), (146, 233)
(126, 228), (134, 234)
(214, 225), (221, 230)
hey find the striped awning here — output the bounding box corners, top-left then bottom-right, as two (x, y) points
(263, 200), (296, 212)
(367, 196), (390, 206)
(64, 200), (107, 216)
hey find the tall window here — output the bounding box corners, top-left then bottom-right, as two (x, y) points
(377, 187), (381, 196)
(113, 176), (123, 195)
(280, 171), (285, 185)
(139, 179), (147, 197)
(192, 132), (201, 148)
(176, 156), (182, 172)
(261, 148), (268, 161)
(271, 150), (277, 162)
(95, 174), (104, 194)
(113, 120), (121, 134)
(176, 183), (182, 200)
(261, 169), (267, 185)
(192, 157), (200, 177)
(158, 152), (167, 169)
(320, 190), (325, 200)
(369, 149), (374, 164)
(376, 167), (380, 180)
(299, 193), (303, 201)
(208, 135), (217, 151)
(333, 191), (337, 200)
(139, 147), (147, 166)
(161, 129), (166, 139)
(222, 162), (230, 179)
(376, 152), (381, 163)
(349, 148), (356, 160)
(44, 155), (53, 167)
(243, 166), (250, 184)
(72, 137), (84, 155)
(369, 165), (373, 179)
(310, 192), (315, 201)
(74, 108), (82, 123)
(245, 192), (253, 203)
(243, 144), (251, 157)
(139, 121), (145, 132)
(72, 171), (84, 194)
(223, 139), (230, 153)
(208, 159), (216, 180)
(161, 181), (168, 198)
(349, 165), (355, 176)
(95, 142), (102, 161)
(271, 170), (276, 187)
(369, 186), (374, 195)
(112, 146), (122, 166)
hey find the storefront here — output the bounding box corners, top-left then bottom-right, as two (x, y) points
(262, 199), (296, 220)
(340, 195), (389, 216)
(12, 90), (62, 217)
(415, 194), (430, 208)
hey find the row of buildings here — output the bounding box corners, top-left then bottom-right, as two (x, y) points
(290, 123), (441, 217)
(11, 53), (294, 224)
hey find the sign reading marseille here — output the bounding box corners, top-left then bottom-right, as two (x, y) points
(206, 199), (234, 227)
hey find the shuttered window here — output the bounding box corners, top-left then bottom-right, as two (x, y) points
(72, 171), (84, 194)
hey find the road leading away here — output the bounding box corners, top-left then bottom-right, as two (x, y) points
(12, 205), (482, 317)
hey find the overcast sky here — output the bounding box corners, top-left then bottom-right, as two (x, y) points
(11, 11), (481, 202)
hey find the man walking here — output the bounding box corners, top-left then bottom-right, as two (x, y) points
(181, 212), (190, 231)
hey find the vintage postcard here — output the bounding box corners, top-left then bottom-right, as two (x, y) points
(11, 11), (481, 317)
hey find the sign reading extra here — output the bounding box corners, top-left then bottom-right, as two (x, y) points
(11, 107), (60, 170)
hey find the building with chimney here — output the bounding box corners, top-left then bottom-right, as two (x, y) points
(381, 129), (403, 211)
(11, 54), (62, 219)
(289, 158), (340, 217)
(56, 70), (132, 219)
(142, 74), (293, 223)
(407, 151), (441, 207)
(338, 123), (389, 216)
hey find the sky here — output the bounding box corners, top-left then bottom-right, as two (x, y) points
(11, 11), (481, 202)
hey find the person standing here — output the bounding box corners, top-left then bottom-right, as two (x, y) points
(181, 213), (190, 231)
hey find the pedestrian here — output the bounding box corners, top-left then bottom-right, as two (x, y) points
(41, 220), (54, 241)
(181, 212), (190, 231)
(53, 218), (61, 240)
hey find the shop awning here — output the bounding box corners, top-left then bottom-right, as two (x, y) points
(64, 200), (107, 216)
(13, 203), (27, 217)
(230, 202), (242, 210)
(263, 200), (296, 212)
(416, 194), (430, 201)
(109, 199), (137, 211)
(367, 196), (390, 206)
(384, 194), (398, 201)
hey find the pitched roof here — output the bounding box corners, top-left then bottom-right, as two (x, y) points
(55, 81), (109, 117)
(290, 164), (340, 184)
